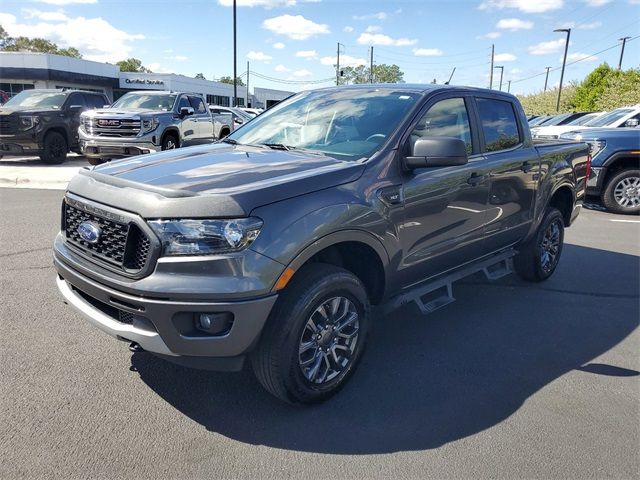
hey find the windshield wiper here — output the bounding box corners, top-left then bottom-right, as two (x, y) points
(220, 138), (239, 145)
(261, 143), (291, 150)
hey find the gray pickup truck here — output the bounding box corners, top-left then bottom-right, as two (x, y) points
(79, 91), (231, 164)
(54, 85), (590, 404)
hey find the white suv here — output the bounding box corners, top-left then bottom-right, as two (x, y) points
(532, 105), (640, 139)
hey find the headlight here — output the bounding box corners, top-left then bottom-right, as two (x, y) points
(148, 218), (263, 256)
(586, 140), (606, 158)
(141, 117), (159, 133)
(19, 116), (39, 130)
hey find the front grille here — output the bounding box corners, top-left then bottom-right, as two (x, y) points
(0, 116), (16, 135)
(83, 117), (141, 137)
(63, 200), (152, 274)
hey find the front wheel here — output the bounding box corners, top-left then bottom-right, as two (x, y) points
(161, 133), (179, 151)
(601, 169), (640, 215)
(40, 131), (68, 164)
(514, 208), (564, 282)
(252, 264), (370, 404)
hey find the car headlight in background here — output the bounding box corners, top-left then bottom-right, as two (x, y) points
(141, 117), (159, 134)
(148, 218), (263, 255)
(18, 116), (39, 130)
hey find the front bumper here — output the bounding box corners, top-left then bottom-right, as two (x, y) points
(0, 134), (42, 156)
(79, 129), (159, 159)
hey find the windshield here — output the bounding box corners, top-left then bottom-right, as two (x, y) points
(586, 108), (632, 127)
(111, 93), (177, 111)
(542, 113), (572, 126)
(566, 113), (600, 126)
(227, 88), (421, 159)
(4, 90), (67, 109)
(530, 116), (551, 126)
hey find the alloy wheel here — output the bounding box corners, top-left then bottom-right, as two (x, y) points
(540, 220), (561, 274)
(613, 176), (640, 209)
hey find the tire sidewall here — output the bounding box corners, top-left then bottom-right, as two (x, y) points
(533, 209), (564, 281)
(162, 133), (179, 151)
(603, 169), (640, 215)
(42, 132), (67, 164)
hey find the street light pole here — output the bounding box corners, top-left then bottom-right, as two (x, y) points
(618, 36), (631, 70)
(507, 80), (511, 93)
(489, 44), (495, 89)
(494, 65), (504, 91)
(336, 43), (343, 85)
(543, 66), (551, 91)
(233, 0), (237, 107)
(554, 28), (571, 112)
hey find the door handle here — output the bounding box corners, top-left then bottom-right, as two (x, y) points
(466, 173), (486, 186)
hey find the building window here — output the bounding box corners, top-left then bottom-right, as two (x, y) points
(236, 98), (245, 107)
(206, 94), (230, 107)
(0, 83), (35, 99)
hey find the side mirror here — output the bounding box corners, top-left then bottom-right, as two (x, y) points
(235, 117), (244, 125)
(67, 105), (84, 113)
(404, 137), (468, 170)
(103, 105), (111, 109)
(624, 118), (639, 128)
(179, 106), (194, 117)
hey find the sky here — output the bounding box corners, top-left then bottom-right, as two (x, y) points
(0, 0), (639, 95)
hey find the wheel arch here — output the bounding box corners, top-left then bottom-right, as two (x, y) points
(161, 127), (180, 147)
(44, 127), (70, 151)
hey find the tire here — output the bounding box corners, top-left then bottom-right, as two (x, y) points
(40, 131), (68, 164)
(514, 208), (564, 282)
(601, 169), (640, 215)
(161, 133), (179, 151)
(219, 128), (230, 139)
(251, 263), (371, 404)
(87, 157), (103, 166)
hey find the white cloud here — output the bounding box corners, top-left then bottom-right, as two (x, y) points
(272, 42), (285, 49)
(494, 53), (517, 62)
(171, 55), (188, 61)
(353, 12), (388, 21)
(579, 21), (602, 29)
(584, 0), (611, 6)
(296, 49), (318, 59)
(509, 68), (522, 74)
(292, 69), (312, 77)
(413, 48), (443, 56)
(365, 25), (382, 33)
(343, 26), (354, 33)
(528, 38), (567, 55)
(22, 9), (69, 21)
(357, 32), (417, 46)
(479, 0), (563, 13)
(0, 12), (144, 63)
(274, 64), (291, 72)
(496, 18), (534, 31)
(247, 50), (272, 61)
(566, 52), (598, 62)
(147, 63), (173, 74)
(320, 54), (367, 67)
(31, 0), (97, 4)
(479, 31), (502, 39)
(218, 0), (295, 7)
(262, 14), (330, 40)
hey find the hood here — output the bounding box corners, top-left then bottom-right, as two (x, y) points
(0, 106), (60, 115)
(67, 143), (365, 218)
(532, 125), (590, 136)
(82, 108), (170, 118)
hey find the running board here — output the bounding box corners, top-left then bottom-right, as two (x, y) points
(384, 249), (515, 316)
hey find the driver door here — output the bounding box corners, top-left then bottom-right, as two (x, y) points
(64, 93), (87, 148)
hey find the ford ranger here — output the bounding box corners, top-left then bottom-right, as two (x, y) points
(54, 85), (590, 404)
(80, 91), (231, 164)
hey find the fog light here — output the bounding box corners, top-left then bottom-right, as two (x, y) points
(196, 312), (233, 335)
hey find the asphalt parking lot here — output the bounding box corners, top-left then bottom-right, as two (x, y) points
(1, 185), (638, 479)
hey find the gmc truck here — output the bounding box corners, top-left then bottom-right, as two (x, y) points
(0, 89), (109, 164)
(54, 85), (590, 404)
(80, 91), (231, 164)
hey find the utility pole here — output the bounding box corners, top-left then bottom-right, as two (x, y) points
(544, 66), (551, 91)
(233, 0), (237, 107)
(336, 42), (342, 85)
(507, 80), (511, 93)
(618, 36), (631, 70)
(246, 61), (249, 108)
(370, 46), (374, 83)
(489, 44), (495, 89)
(554, 28), (571, 112)
(494, 65), (504, 91)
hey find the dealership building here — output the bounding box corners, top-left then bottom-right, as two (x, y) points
(0, 52), (293, 108)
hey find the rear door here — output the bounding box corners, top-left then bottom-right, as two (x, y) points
(176, 95), (198, 146)
(64, 93), (87, 148)
(188, 95), (212, 142)
(473, 96), (539, 251)
(397, 94), (492, 287)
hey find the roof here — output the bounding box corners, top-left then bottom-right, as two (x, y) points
(313, 83), (518, 99)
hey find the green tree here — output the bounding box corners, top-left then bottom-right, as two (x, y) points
(218, 75), (245, 86)
(116, 58), (152, 73)
(194, 73), (206, 80)
(338, 63), (404, 85)
(571, 63), (617, 111)
(595, 69), (640, 110)
(517, 85), (577, 116)
(1, 33), (82, 58)
(0, 25), (11, 49)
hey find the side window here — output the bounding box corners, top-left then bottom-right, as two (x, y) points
(66, 93), (87, 108)
(410, 98), (472, 154)
(85, 94), (106, 109)
(177, 96), (191, 111)
(188, 96), (207, 113)
(477, 98), (521, 152)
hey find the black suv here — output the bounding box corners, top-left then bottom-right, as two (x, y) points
(0, 89), (109, 164)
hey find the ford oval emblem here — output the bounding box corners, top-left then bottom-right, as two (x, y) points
(77, 222), (101, 244)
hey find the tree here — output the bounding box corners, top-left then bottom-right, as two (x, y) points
(595, 69), (640, 110)
(571, 63), (616, 111)
(338, 63), (404, 85)
(0, 25), (10, 50)
(218, 75), (245, 86)
(116, 58), (152, 73)
(194, 73), (206, 80)
(517, 85), (577, 116)
(0, 28), (82, 58)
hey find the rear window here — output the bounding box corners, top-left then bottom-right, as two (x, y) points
(477, 98), (521, 152)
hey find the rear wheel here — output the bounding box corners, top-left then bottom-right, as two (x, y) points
(40, 131), (68, 164)
(161, 133), (179, 151)
(514, 208), (564, 282)
(87, 157), (104, 166)
(252, 263), (370, 404)
(601, 169), (640, 215)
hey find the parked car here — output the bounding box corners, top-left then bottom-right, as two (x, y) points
(561, 128), (640, 214)
(241, 107), (263, 118)
(538, 111), (592, 127)
(80, 91), (230, 164)
(54, 85), (589, 404)
(0, 89), (109, 164)
(532, 105), (640, 139)
(528, 115), (553, 126)
(209, 105), (252, 130)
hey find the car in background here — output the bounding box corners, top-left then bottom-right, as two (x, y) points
(209, 105), (253, 130)
(0, 89), (109, 164)
(528, 115), (553, 126)
(532, 105), (640, 139)
(241, 107), (263, 118)
(561, 128), (640, 214)
(539, 111), (593, 127)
